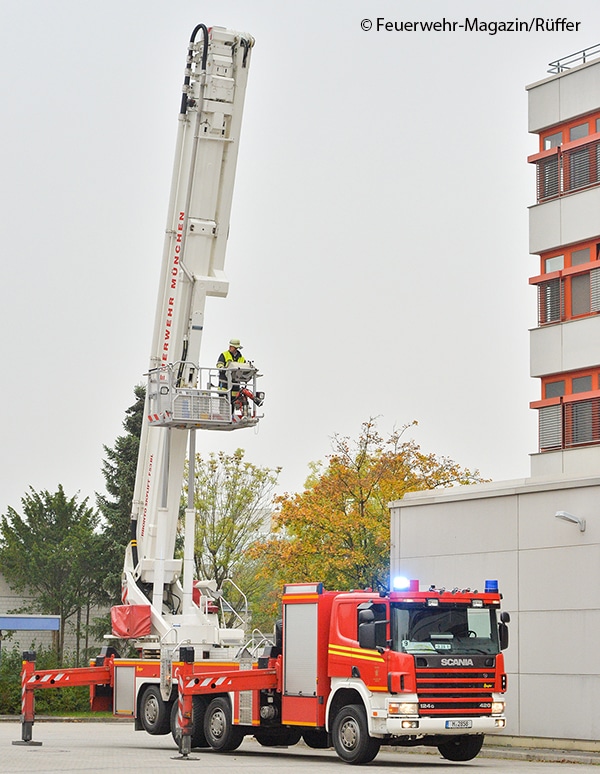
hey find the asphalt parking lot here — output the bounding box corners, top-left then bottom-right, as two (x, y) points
(2, 719), (600, 774)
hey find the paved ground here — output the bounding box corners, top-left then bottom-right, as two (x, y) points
(1, 719), (599, 773)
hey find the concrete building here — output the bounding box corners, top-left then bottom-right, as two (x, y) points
(390, 48), (600, 747)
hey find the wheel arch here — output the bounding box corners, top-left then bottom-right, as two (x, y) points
(326, 683), (373, 733)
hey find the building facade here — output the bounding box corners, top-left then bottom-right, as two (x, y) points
(390, 50), (600, 747)
(528, 58), (600, 477)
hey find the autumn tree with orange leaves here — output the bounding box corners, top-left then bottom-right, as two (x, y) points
(250, 420), (483, 616)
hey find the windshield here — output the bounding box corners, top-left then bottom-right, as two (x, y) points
(391, 604), (500, 655)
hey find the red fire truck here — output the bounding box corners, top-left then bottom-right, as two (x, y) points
(18, 578), (509, 765)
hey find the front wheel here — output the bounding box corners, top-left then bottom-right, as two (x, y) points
(332, 704), (380, 765)
(204, 696), (244, 752)
(438, 734), (485, 761)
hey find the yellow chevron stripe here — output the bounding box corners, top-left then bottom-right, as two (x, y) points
(328, 647), (384, 664)
(328, 644), (381, 657)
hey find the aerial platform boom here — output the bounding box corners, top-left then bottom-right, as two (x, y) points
(122, 25), (257, 648)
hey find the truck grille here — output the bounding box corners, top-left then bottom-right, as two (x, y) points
(415, 657), (496, 717)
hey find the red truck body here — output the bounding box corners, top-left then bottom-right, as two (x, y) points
(18, 579), (509, 765)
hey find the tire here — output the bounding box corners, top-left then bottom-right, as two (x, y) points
(438, 734), (485, 761)
(170, 695), (210, 749)
(203, 696), (244, 752)
(331, 704), (380, 765)
(139, 685), (171, 736)
(302, 729), (330, 749)
(254, 727), (301, 747)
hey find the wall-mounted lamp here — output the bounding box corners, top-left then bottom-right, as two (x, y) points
(555, 511), (586, 532)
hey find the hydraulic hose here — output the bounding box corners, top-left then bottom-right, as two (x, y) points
(180, 23), (209, 115)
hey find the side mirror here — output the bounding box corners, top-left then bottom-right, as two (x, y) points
(358, 609), (375, 625)
(499, 622), (509, 651)
(358, 620), (388, 651)
(358, 621), (376, 650)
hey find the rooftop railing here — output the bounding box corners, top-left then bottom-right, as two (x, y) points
(548, 43), (600, 74)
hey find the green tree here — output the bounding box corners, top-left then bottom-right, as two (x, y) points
(185, 449), (280, 629)
(0, 486), (105, 664)
(251, 419), (484, 617)
(96, 384), (145, 604)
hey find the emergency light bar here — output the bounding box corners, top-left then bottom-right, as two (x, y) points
(392, 577), (419, 591)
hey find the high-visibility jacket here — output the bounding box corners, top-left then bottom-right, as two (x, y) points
(217, 349), (246, 393)
(217, 349), (246, 369)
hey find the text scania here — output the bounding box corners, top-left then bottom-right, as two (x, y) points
(440, 658), (475, 666)
(375, 18), (581, 34)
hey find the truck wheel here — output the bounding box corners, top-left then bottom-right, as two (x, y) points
(332, 704), (380, 765)
(254, 727), (301, 747)
(302, 729), (330, 749)
(204, 696), (244, 752)
(139, 685), (171, 735)
(438, 734), (484, 761)
(170, 696), (209, 748)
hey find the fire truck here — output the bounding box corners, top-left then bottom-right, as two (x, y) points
(18, 578), (509, 764)
(14, 22), (510, 766)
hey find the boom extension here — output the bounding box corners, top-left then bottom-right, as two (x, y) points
(122, 24), (259, 650)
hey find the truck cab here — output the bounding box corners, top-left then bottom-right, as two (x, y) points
(279, 580), (508, 764)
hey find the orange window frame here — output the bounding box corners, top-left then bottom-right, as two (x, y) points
(531, 368), (600, 408)
(530, 239), (600, 324)
(538, 110), (600, 151)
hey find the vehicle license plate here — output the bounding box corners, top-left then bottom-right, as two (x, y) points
(445, 720), (473, 729)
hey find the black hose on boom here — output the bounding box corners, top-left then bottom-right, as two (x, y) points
(180, 23), (209, 115)
(130, 519), (139, 569)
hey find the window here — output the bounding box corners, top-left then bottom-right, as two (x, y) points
(569, 123), (589, 141)
(391, 605), (499, 656)
(537, 371), (600, 452)
(541, 156), (560, 199)
(539, 404), (562, 450)
(535, 242), (600, 325)
(569, 147), (590, 189)
(542, 370), (599, 398)
(571, 248), (590, 266)
(538, 279), (562, 324)
(571, 273), (591, 316)
(545, 255), (564, 272)
(544, 131), (562, 149)
(546, 380), (565, 399)
(573, 375), (592, 393)
(535, 113), (600, 200)
(571, 401), (593, 444)
(592, 268), (600, 311)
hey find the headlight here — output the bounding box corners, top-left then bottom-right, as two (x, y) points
(491, 701), (505, 715)
(388, 701), (419, 716)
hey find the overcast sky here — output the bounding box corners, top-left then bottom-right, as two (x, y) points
(2, 0), (600, 516)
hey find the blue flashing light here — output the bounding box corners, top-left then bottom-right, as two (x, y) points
(392, 576), (411, 591)
(485, 579), (499, 594)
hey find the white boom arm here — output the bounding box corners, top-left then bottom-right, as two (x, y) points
(121, 25), (255, 647)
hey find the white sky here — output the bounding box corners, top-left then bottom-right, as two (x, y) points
(2, 0), (600, 515)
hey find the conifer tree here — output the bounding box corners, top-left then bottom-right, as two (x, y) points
(96, 384), (145, 603)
